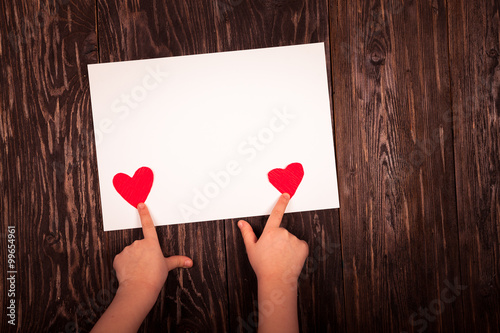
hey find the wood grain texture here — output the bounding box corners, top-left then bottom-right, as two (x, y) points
(448, 0), (500, 331)
(0, 0), (103, 332)
(214, 0), (345, 332)
(96, 1), (228, 332)
(2, 0), (500, 332)
(331, 0), (463, 331)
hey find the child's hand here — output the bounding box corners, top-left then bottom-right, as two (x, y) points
(92, 203), (193, 333)
(113, 203), (193, 296)
(238, 193), (309, 286)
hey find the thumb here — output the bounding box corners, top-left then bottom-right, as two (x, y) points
(165, 255), (193, 271)
(238, 220), (257, 251)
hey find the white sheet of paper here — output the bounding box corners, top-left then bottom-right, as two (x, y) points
(88, 42), (339, 231)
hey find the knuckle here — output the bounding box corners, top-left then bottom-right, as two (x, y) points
(277, 227), (288, 235)
(112, 255), (121, 267)
(302, 241), (310, 255)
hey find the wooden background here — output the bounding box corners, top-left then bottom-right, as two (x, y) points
(1, 0), (499, 332)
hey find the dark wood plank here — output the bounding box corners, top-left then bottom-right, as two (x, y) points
(214, 0), (345, 331)
(4, 0), (499, 332)
(0, 0), (105, 332)
(331, 0), (463, 331)
(448, 0), (500, 331)
(96, 1), (228, 332)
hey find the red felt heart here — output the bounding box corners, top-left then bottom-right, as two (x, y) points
(268, 162), (304, 198)
(113, 167), (154, 208)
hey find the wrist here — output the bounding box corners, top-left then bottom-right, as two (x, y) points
(256, 271), (299, 292)
(116, 282), (161, 308)
(257, 278), (298, 298)
(92, 282), (161, 333)
(256, 277), (299, 333)
(119, 278), (163, 295)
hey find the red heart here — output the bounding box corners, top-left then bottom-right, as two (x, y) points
(268, 162), (304, 198)
(113, 167), (154, 208)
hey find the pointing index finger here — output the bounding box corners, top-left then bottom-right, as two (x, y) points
(137, 203), (158, 241)
(264, 193), (290, 231)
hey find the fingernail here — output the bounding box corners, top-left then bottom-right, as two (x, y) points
(238, 221), (243, 228)
(137, 203), (145, 209)
(184, 259), (193, 267)
(283, 193), (290, 200)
